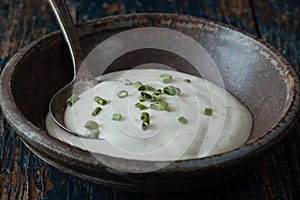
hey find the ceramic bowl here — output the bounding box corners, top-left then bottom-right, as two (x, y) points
(1, 13), (299, 191)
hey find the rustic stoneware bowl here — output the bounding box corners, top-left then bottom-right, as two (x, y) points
(0, 13), (299, 192)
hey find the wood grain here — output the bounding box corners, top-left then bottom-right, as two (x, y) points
(253, 0), (300, 73)
(252, 0), (300, 198)
(0, 0), (299, 199)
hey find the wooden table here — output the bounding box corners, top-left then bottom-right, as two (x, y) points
(0, 0), (299, 199)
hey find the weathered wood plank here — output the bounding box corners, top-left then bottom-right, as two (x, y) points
(252, 0), (300, 198)
(252, 0), (300, 73)
(0, 0), (57, 61)
(0, 0), (57, 199)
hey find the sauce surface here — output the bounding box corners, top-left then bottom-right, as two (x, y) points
(46, 69), (252, 160)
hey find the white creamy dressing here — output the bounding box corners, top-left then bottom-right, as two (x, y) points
(46, 69), (252, 160)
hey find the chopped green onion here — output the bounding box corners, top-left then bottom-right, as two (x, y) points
(145, 85), (156, 91)
(158, 74), (172, 83)
(94, 96), (107, 105)
(117, 90), (128, 98)
(84, 120), (100, 130)
(153, 89), (162, 95)
(184, 79), (191, 83)
(204, 108), (213, 116)
(150, 101), (169, 111)
(134, 81), (143, 88)
(140, 112), (150, 130)
(89, 130), (100, 139)
(152, 89), (162, 101)
(91, 107), (102, 116)
(66, 94), (79, 107)
(178, 116), (188, 124)
(84, 121), (100, 138)
(142, 118), (150, 130)
(135, 102), (148, 110)
(140, 112), (150, 121)
(124, 79), (132, 85)
(112, 114), (122, 121)
(134, 81), (145, 91)
(163, 86), (181, 96)
(139, 96), (146, 102)
(140, 91), (152, 100)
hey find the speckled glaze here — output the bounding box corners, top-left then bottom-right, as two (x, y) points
(0, 13), (299, 192)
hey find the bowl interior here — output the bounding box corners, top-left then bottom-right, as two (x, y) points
(9, 14), (293, 148)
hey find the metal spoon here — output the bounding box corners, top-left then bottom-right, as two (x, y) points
(48, 0), (98, 137)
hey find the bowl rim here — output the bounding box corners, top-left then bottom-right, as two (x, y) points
(1, 13), (300, 173)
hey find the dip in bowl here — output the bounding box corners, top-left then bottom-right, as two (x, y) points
(0, 13), (299, 191)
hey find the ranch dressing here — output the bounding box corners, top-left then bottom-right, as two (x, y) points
(46, 69), (252, 160)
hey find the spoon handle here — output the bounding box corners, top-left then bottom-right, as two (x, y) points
(48, 0), (85, 73)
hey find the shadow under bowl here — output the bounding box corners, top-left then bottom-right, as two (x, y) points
(0, 13), (300, 192)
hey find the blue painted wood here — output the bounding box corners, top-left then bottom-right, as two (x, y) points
(252, 0), (300, 198)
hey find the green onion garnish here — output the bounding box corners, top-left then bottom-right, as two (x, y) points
(184, 79), (191, 83)
(158, 74), (172, 83)
(149, 101), (169, 111)
(145, 85), (156, 91)
(140, 112), (150, 130)
(178, 116), (188, 124)
(204, 108), (213, 116)
(89, 130), (100, 139)
(124, 79), (132, 85)
(163, 86), (181, 96)
(94, 96), (107, 105)
(117, 90), (128, 98)
(66, 94), (80, 107)
(84, 120), (100, 130)
(142, 118), (150, 130)
(152, 89), (162, 101)
(112, 114), (122, 121)
(135, 102), (148, 110)
(140, 91), (152, 100)
(153, 89), (162, 95)
(134, 81), (143, 88)
(91, 107), (102, 116)
(140, 112), (150, 121)
(139, 96), (146, 102)
(134, 81), (145, 91)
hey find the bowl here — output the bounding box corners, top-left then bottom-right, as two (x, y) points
(0, 13), (299, 192)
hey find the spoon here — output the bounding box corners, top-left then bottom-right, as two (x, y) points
(48, 0), (98, 137)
